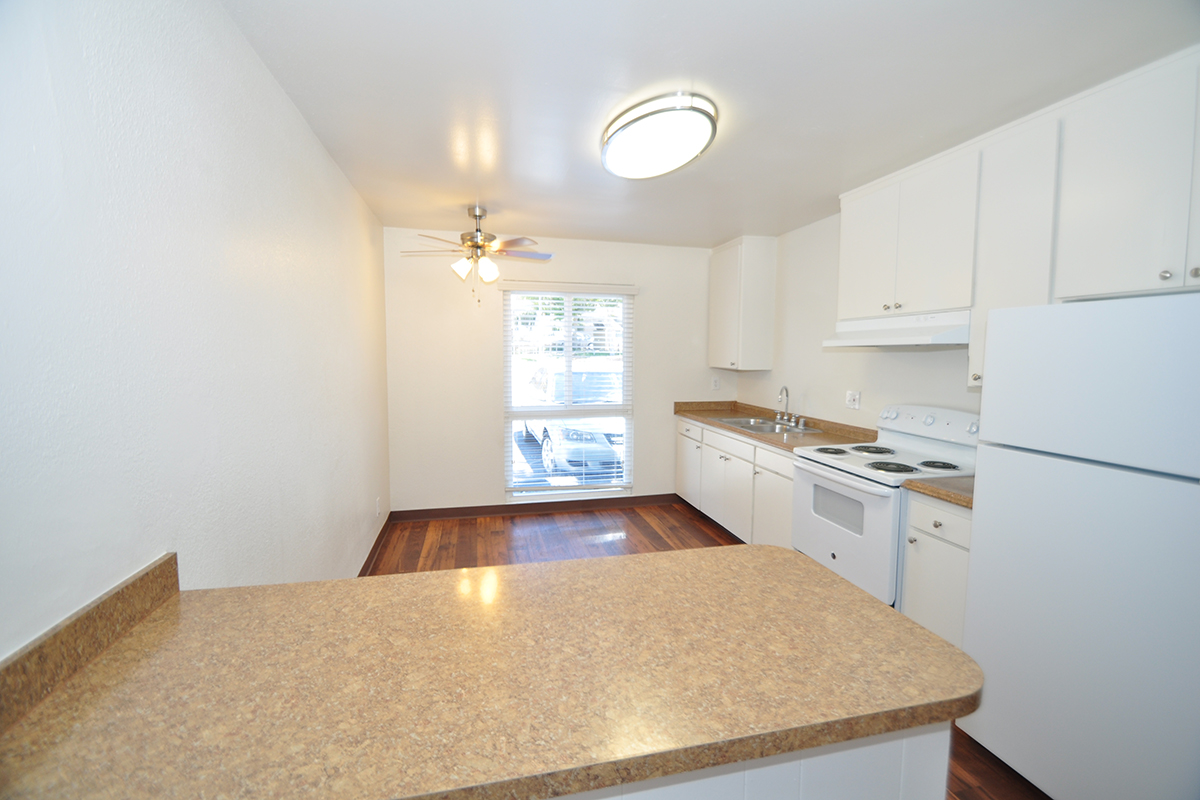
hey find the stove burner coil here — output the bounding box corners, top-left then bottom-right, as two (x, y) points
(865, 461), (919, 473)
(851, 445), (895, 455)
(918, 460), (960, 471)
(815, 447), (847, 455)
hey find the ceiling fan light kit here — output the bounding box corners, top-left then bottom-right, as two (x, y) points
(399, 206), (553, 288)
(601, 92), (718, 179)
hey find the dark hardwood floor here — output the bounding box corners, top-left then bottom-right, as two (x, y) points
(364, 501), (1050, 800)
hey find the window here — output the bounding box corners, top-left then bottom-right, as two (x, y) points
(503, 287), (634, 498)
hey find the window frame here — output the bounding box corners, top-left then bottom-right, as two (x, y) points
(502, 284), (636, 500)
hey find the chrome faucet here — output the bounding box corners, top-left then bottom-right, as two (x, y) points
(777, 385), (789, 417)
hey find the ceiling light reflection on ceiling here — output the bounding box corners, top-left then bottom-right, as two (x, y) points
(601, 92), (717, 179)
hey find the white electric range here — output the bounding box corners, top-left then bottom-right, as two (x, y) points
(790, 405), (979, 605)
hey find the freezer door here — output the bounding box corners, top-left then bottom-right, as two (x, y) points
(979, 292), (1200, 479)
(961, 443), (1200, 800)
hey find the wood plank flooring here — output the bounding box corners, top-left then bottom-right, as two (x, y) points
(364, 501), (1050, 800)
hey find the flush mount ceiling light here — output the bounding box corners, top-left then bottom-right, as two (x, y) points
(601, 92), (718, 179)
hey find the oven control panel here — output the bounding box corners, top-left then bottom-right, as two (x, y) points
(877, 405), (980, 445)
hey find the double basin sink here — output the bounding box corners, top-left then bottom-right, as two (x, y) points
(716, 417), (823, 435)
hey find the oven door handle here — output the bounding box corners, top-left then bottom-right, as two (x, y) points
(793, 459), (897, 498)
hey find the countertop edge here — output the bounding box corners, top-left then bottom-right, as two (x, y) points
(410, 690), (983, 800)
(903, 478), (975, 509)
(674, 402), (877, 455)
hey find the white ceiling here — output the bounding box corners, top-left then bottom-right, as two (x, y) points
(222, 0), (1200, 248)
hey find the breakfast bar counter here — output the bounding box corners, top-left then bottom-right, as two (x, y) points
(0, 546), (982, 799)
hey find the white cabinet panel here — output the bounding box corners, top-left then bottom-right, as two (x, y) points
(838, 184), (899, 320)
(968, 120), (1058, 387)
(707, 237), (777, 370)
(1055, 58), (1198, 299)
(675, 432), (702, 506)
(895, 149), (980, 315)
(700, 442), (753, 542)
(752, 467), (793, 548)
(800, 734), (905, 799)
(902, 530), (969, 649)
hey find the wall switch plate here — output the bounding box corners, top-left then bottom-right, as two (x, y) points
(711, 376), (721, 391)
(845, 390), (861, 410)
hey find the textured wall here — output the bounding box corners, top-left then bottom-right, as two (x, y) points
(0, 0), (390, 660)
(384, 229), (724, 510)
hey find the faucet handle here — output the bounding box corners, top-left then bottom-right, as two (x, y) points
(775, 411), (783, 421)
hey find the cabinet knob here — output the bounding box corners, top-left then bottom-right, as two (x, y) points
(1159, 270), (1173, 280)
(907, 536), (917, 544)
(729, 361), (736, 367)
(932, 520), (942, 528)
(754, 470), (762, 476)
(893, 302), (902, 309)
(694, 444), (701, 450)
(971, 373), (982, 382)
(882, 304), (891, 311)
(1191, 267), (1200, 278)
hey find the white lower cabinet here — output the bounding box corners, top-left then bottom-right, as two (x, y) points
(752, 447), (794, 549)
(900, 495), (972, 648)
(678, 420), (794, 546)
(675, 422), (703, 506)
(700, 441), (754, 543)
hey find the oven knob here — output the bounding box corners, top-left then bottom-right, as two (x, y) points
(923, 414), (935, 426)
(888, 409), (899, 420)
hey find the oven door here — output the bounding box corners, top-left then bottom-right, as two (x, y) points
(792, 458), (903, 605)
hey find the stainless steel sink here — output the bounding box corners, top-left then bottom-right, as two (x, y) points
(716, 417), (823, 435)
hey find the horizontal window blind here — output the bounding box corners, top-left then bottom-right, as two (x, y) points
(503, 288), (635, 498)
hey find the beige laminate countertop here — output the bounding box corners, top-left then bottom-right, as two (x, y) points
(674, 402), (876, 454)
(904, 476), (975, 509)
(0, 546), (982, 800)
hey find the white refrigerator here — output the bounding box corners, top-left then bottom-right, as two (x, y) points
(961, 292), (1200, 800)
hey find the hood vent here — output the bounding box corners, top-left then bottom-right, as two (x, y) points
(823, 310), (970, 348)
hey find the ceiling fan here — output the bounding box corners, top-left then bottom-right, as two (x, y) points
(399, 205), (552, 284)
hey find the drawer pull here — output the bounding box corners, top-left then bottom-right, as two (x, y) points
(1192, 267), (1200, 278)
(932, 520), (943, 528)
(882, 304), (891, 311)
(1159, 270), (1173, 280)
(893, 302), (902, 309)
(907, 536), (917, 544)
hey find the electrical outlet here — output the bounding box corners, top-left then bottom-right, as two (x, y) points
(711, 376), (721, 391)
(845, 390), (861, 410)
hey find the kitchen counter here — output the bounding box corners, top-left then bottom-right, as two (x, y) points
(904, 476), (975, 509)
(674, 401), (876, 454)
(0, 546), (982, 800)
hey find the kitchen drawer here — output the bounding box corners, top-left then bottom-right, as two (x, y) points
(908, 498), (971, 549)
(677, 419), (703, 442)
(703, 429), (755, 462)
(755, 447), (795, 478)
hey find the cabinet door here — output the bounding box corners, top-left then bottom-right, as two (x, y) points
(723, 454), (754, 543)
(675, 432), (702, 506)
(968, 121), (1058, 386)
(1055, 58), (1198, 299)
(895, 149), (979, 314)
(838, 184), (900, 320)
(751, 468), (793, 548)
(901, 529), (970, 648)
(699, 444), (726, 524)
(707, 243), (741, 368)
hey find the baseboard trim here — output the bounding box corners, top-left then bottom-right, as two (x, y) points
(0, 553), (179, 732)
(358, 518), (390, 578)
(384, 493), (682, 525)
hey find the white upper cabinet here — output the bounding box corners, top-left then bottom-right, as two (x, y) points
(967, 120), (1059, 387)
(837, 151), (979, 320)
(895, 150), (980, 315)
(707, 236), (777, 370)
(837, 185), (899, 320)
(1055, 57), (1199, 299)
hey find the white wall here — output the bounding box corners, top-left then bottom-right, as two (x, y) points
(0, 0), (390, 660)
(738, 215), (979, 425)
(384, 229), (728, 510)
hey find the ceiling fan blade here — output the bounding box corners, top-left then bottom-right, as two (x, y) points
(492, 237), (538, 250)
(418, 234), (465, 247)
(495, 249), (554, 261)
(397, 249), (462, 255)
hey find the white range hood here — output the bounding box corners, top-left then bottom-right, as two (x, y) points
(822, 310), (970, 347)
